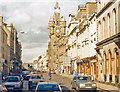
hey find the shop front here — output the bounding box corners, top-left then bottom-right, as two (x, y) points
(76, 59), (84, 75)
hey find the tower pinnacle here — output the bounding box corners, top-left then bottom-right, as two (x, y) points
(54, 2), (60, 10)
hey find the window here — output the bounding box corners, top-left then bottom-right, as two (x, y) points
(103, 17), (105, 39)
(3, 32), (4, 43)
(94, 38), (96, 41)
(113, 9), (117, 34)
(107, 13), (111, 37)
(91, 40), (93, 43)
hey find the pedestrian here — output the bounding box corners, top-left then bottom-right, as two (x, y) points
(75, 71), (78, 76)
(49, 70), (52, 80)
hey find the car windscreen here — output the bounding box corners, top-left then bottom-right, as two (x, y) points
(78, 76), (91, 81)
(37, 84), (60, 91)
(13, 75), (22, 79)
(22, 71), (29, 75)
(5, 77), (19, 82)
(31, 75), (41, 79)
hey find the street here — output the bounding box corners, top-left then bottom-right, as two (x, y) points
(21, 73), (104, 92)
(22, 73), (72, 91)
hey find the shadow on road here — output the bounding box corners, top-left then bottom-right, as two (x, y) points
(61, 86), (71, 92)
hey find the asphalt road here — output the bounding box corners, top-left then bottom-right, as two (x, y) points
(43, 73), (72, 92)
(22, 73), (104, 92)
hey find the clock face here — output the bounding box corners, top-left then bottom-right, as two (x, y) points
(56, 29), (60, 33)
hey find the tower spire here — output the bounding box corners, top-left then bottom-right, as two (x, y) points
(54, 2), (60, 10)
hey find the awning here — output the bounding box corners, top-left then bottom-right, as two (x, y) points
(76, 59), (83, 63)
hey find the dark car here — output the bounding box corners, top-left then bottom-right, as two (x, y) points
(12, 75), (23, 87)
(3, 76), (22, 90)
(29, 74), (44, 90)
(22, 71), (29, 80)
(71, 75), (97, 90)
(36, 82), (62, 92)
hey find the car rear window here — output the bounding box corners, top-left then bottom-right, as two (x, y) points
(37, 84), (60, 91)
(31, 75), (41, 79)
(78, 76), (91, 81)
(5, 77), (19, 82)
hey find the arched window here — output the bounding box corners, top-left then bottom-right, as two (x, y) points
(109, 50), (112, 75)
(104, 52), (107, 75)
(103, 18), (105, 39)
(98, 21), (101, 40)
(107, 13), (111, 37)
(113, 8), (117, 34)
(114, 48), (119, 79)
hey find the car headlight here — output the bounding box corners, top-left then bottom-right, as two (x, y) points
(92, 84), (97, 87)
(79, 84), (85, 87)
(15, 84), (20, 87)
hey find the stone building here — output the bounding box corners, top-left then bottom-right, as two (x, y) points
(22, 63), (33, 70)
(38, 54), (47, 71)
(48, 2), (66, 70)
(96, 0), (120, 84)
(33, 60), (39, 70)
(66, 2), (97, 76)
(66, 14), (79, 74)
(0, 15), (22, 75)
(6, 24), (22, 74)
(0, 16), (9, 76)
(58, 35), (67, 73)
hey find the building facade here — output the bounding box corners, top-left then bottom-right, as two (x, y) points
(96, 0), (120, 84)
(0, 16), (9, 76)
(66, 2), (97, 76)
(0, 16), (22, 76)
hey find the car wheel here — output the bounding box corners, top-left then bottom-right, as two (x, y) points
(71, 84), (74, 89)
(76, 86), (79, 91)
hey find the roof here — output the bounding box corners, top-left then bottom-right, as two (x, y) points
(38, 82), (59, 85)
(6, 76), (19, 78)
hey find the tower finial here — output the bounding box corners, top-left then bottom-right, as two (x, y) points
(54, 2), (60, 10)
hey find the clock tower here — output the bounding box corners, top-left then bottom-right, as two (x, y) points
(48, 2), (66, 70)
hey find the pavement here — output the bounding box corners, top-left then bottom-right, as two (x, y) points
(58, 73), (120, 92)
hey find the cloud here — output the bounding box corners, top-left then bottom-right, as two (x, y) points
(0, 0), (92, 63)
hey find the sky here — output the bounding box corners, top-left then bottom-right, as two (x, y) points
(0, 0), (95, 63)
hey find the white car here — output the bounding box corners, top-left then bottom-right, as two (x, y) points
(36, 82), (62, 92)
(3, 76), (22, 90)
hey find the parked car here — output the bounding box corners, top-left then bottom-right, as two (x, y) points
(36, 82), (62, 92)
(0, 84), (7, 92)
(3, 76), (22, 90)
(22, 71), (29, 80)
(71, 75), (97, 90)
(29, 74), (44, 90)
(12, 75), (23, 87)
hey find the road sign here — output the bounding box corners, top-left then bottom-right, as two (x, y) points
(63, 57), (71, 66)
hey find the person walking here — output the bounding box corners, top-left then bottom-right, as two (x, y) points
(49, 70), (52, 80)
(75, 71), (78, 76)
